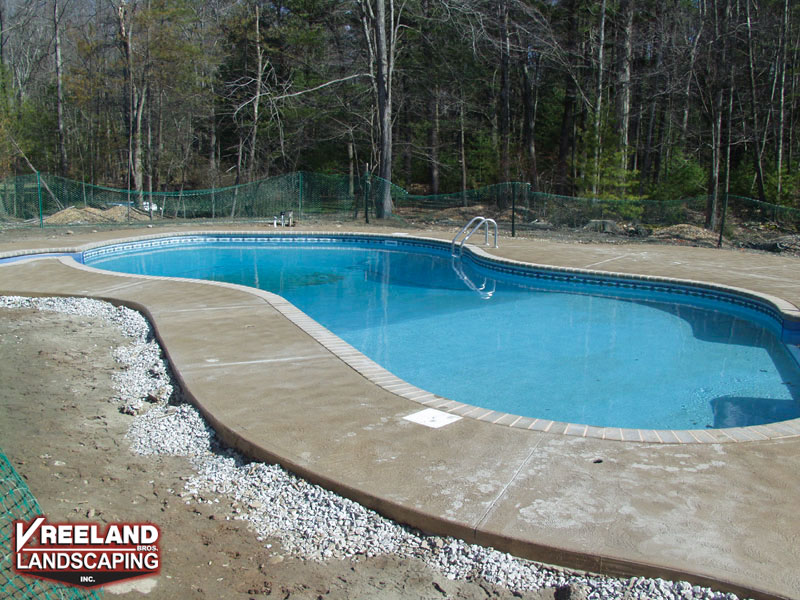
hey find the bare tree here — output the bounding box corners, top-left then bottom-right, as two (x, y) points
(498, 0), (510, 188)
(615, 0), (633, 172)
(116, 1), (146, 203)
(1, 2), (7, 96)
(744, 0), (767, 204)
(53, 0), (67, 175)
(776, 0), (789, 200)
(359, 0), (404, 217)
(249, 3), (263, 181)
(591, 0), (606, 197)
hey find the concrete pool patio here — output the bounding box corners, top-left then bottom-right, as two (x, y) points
(1, 225), (799, 600)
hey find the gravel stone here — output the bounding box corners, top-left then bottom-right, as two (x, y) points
(0, 295), (752, 600)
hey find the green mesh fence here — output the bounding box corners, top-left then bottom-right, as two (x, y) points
(0, 172), (798, 233)
(0, 451), (102, 599)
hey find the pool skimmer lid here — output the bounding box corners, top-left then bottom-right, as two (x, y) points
(404, 408), (462, 429)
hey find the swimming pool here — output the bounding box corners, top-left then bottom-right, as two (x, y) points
(83, 234), (800, 431)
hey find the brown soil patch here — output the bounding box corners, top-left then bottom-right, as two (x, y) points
(45, 205), (153, 225)
(652, 224), (721, 246)
(0, 307), (554, 600)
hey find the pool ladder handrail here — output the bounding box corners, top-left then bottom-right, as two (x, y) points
(451, 216), (498, 257)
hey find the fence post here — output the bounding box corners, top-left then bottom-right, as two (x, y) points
(36, 171), (44, 228)
(717, 192), (729, 248)
(364, 168), (370, 224)
(511, 183), (516, 237)
(298, 171), (304, 217)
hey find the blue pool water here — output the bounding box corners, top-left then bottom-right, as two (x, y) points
(84, 235), (800, 431)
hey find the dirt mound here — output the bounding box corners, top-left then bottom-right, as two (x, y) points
(652, 224), (721, 246)
(45, 206), (107, 225)
(45, 205), (153, 225)
(104, 204), (152, 221)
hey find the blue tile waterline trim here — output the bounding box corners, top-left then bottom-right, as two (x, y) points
(81, 233), (450, 261)
(80, 232), (800, 343)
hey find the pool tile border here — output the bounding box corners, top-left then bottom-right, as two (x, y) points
(77, 230), (800, 344)
(4, 229), (800, 445)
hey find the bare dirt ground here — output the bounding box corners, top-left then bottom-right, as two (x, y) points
(2, 209), (799, 257)
(0, 307), (554, 600)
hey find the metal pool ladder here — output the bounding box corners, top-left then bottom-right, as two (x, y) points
(451, 216), (498, 257)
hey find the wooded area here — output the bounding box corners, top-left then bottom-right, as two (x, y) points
(1, 0), (799, 224)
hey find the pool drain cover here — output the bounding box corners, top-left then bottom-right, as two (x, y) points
(403, 408), (462, 429)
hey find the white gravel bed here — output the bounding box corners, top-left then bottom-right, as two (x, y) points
(0, 295), (748, 600)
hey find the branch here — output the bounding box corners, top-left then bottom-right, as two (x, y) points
(8, 134), (65, 211)
(269, 73), (371, 102)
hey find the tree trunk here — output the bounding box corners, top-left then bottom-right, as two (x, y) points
(556, 0), (577, 196)
(499, 0), (511, 192)
(348, 140), (355, 197)
(132, 84), (146, 204)
(210, 101), (216, 217)
(707, 93), (723, 231)
(639, 27), (665, 195)
(776, 0), (789, 200)
(209, 96), (217, 177)
(682, 22), (703, 141)
(745, 0), (767, 204)
(787, 26), (799, 170)
(117, 3), (146, 205)
(232, 136), (243, 218)
(652, 99), (668, 185)
(429, 87), (440, 195)
(788, 25), (799, 169)
(155, 90), (162, 192)
(0, 5), (5, 75)
(374, 0), (393, 217)
(639, 97), (659, 192)
(54, 0), (67, 175)
(616, 0), (633, 172)
(459, 94), (468, 206)
(146, 87), (152, 197)
(720, 62), (735, 238)
(522, 57), (539, 191)
(705, 0), (732, 231)
(592, 0), (606, 197)
(249, 4), (263, 182)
